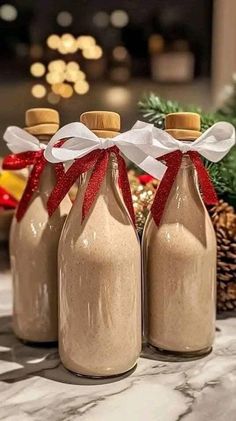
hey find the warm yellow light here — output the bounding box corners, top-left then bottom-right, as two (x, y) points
(77, 35), (96, 50)
(76, 70), (86, 80)
(52, 83), (63, 95)
(46, 72), (65, 85)
(112, 46), (128, 61)
(30, 62), (46, 77)
(61, 33), (76, 51)
(65, 69), (85, 83)
(58, 43), (69, 54)
(74, 80), (89, 95)
(48, 60), (66, 72)
(47, 92), (60, 104)
(58, 83), (74, 98)
(110, 10), (129, 28)
(47, 34), (60, 50)
(31, 84), (46, 98)
(66, 61), (79, 71)
(82, 45), (103, 60)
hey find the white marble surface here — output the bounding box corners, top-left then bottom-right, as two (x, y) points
(0, 249), (235, 421)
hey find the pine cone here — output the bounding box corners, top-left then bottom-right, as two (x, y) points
(209, 200), (236, 313)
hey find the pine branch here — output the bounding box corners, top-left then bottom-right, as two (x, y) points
(138, 93), (236, 197)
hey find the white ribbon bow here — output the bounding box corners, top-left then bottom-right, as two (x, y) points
(133, 121), (235, 162)
(3, 126), (46, 152)
(44, 122), (167, 179)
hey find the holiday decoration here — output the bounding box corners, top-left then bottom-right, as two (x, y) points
(209, 200), (236, 313)
(30, 34), (103, 103)
(138, 93), (236, 205)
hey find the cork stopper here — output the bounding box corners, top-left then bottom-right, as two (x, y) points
(80, 111), (120, 138)
(24, 108), (59, 136)
(165, 112), (201, 140)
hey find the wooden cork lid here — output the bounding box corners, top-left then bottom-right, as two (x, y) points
(24, 108), (59, 136)
(165, 112), (201, 140)
(80, 111), (120, 136)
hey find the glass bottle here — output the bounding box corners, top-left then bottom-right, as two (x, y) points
(10, 108), (71, 344)
(59, 111), (141, 377)
(143, 112), (216, 357)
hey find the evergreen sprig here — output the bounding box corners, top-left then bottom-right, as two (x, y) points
(138, 93), (236, 198)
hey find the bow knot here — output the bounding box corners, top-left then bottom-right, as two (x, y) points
(178, 143), (192, 153)
(99, 138), (114, 150)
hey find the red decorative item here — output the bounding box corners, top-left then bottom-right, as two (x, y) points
(138, 174), (155, 185)
(151, 150), (218, 227)
(2, 150), (64, 221)
(0, 186), (18, 209)
(47, 146), (136, 225)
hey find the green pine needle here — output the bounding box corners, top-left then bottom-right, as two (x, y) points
(138, 93), (236, 196)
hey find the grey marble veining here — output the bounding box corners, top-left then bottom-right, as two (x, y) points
(0, 259), (235, 420)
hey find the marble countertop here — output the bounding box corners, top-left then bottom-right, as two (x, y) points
(0, 250), (235, 421)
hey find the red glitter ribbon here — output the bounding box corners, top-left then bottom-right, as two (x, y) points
(2, 150), (64, 221)
(151, 150), (218, 227)
(47, 146), (135, 225)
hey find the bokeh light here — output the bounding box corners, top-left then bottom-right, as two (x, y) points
(46, 72), (65, 85)
(77, 35), (96, 50)
(57, 11), (73, 27)
(110, 10), (129, 28)
(47, 92), (60, 104)
(82, 45), (103, 60)
(67, 61), (79, 71)
(113, 46), (128, 61)
(58, 83), (73, 98)
(74, 80), (89, 94)
(48, 60), (66, 72)
(47, 34), (60, 50)
(31, 84), (47, 98)
(0, 4), (17, 21)
(30, 62), (46, 78)
(93, 11), (109, 28)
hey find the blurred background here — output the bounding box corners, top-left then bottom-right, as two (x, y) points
(0, 0), (235, 153)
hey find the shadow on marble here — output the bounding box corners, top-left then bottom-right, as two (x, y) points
(141, 344), (213, 363)
(0, 315), (137, 386)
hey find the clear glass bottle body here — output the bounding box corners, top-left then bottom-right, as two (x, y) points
(10, 138), (71, 343)
(143, 155), (216, 355)
(59, 155), (142, 377)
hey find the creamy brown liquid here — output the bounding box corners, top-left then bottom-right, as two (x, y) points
(143, 156), (216, 353)
(59, 157), (142, 377)
(11, 160), (71, 343)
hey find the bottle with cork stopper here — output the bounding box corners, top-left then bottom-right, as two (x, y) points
(143, 112), (216, 357)
(10, 108), (71, 344)
(58, 111), (142, 377)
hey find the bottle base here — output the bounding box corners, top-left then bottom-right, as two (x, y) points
(148, 343), (212, 361)
(63, 362), (137, 380)
(19, 338), (58, 348)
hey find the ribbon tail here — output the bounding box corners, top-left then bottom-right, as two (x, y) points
(2, 152), (36, 170)
(54, 163), (65, 181)
(16, 158), (46, 221)
(47, 150), (99, 216)
(82, 151), (109, 222)
(116, 153), (136, 225)
(151, 152), (182, 226)
(189, 151), (218, 206)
